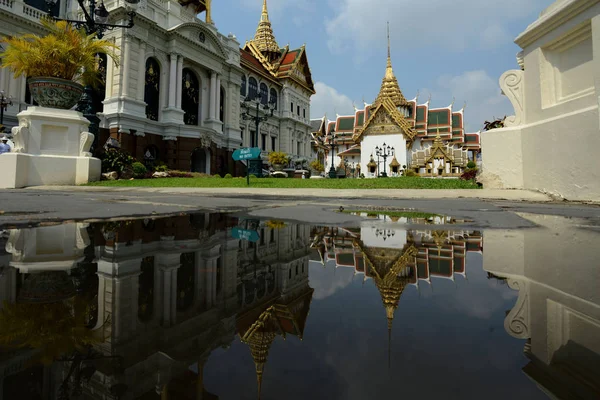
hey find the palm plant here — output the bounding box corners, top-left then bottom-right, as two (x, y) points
(0, 18), (119, 87)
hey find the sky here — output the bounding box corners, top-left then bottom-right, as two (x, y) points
(209, 0), (555, 132)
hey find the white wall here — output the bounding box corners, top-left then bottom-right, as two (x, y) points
(360, 134), (406, 178)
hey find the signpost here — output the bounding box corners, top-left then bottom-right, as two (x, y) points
(232, 147), (262, 185)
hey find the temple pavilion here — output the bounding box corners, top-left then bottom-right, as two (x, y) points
(311, 26), (481, 178)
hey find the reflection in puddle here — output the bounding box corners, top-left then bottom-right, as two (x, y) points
(343, 210), (469, 224)
(0, 213), (598, 399)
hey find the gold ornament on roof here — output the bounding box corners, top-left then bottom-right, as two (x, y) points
(372, 22), (409, 109)
(252, 0), (279, 55)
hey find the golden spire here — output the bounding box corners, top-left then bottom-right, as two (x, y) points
(373, 22), (409, 108)
(252, 0), (279, 55)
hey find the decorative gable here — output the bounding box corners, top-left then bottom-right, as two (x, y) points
(353, 100), (416, 143)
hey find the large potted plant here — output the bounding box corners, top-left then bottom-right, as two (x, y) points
(0, 19), (119, 110)
(268, 151), (288, 171)
(309, 160), (324, 175)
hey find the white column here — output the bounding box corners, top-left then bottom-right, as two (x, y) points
(176, 55), (183, 109)
(168, 53), (177, 108)
(121, 35), (131, 98)
(209, 71), (217, 120)
(216, 75), (221, 121)
(136, 41), (146, 102)
(105, 44), (115, 98)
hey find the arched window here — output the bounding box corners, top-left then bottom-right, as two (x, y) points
(248, 77), (258, 99)
(181, 68), (199, 125)
(219, 86), (225, 122)
(260, 83), (268, 105)
(269, 88), (278, 110)
(240, 75), (247, 96)
(144, 58), (160, 121)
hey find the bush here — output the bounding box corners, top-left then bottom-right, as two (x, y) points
(154, 164), (168, 172)
(169, 171), (193, 178)
(224, 173), (233, 179)
(132, 162), (147, 178)
(268, 151), (288, 165)
(460, 169), (478, 181)
(212, 174), (222, 178)
(101, 148), (135, 174)
(249, 174), (257, 179)
(359, 173), (365, 179)
(404, 170), (418, 177)
(467, 161), (477, 169)
(309, 160), (324, 172)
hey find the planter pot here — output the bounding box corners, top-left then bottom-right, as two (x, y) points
(28, 77), (84, 110)
(18, 271), (76, 303)
(272, 163), (284, 171)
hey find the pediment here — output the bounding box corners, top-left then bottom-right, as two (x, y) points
(171, 23), (227, 59)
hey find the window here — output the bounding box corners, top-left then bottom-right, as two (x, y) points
(290, 102), (294, 112)
(144, 58), (161, 121)
(297, 105), (300, 115)
(240, 75), (247, 96)
(260, 228), (265, 245)
(181, 68), (199, 125)
(248, 77), (258, 99)
(219, 86), (225, 122)
(260, 83), (268, 105)
(261, 134), (266, 151)
(269, 88), (278, 110)
(303, 108), (306, 118)
(271, 136), (276, 151)
(270, 229), (275, 243)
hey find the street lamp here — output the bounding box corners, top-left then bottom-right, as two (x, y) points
(327, 128), (337, 179)
(0, 90), (12, 132)
(241, 92), (276, 177)
(375, 143), (394, 178)
(45, 0), (139, 155)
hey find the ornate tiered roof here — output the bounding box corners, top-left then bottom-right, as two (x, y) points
(252, 0), (279, 55)
(242, 0), (315, 94)
(372, 23), (409, 109)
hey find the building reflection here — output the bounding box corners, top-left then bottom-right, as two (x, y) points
(0, 215), (313, 399)
(483, 215), (600, 400)
(310, 224), (483, 333)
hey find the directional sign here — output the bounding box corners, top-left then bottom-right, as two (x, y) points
(232, 227), (260, 242)
(232, 147), (261, 161)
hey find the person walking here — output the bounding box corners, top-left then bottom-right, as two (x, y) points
(0, 136), (11, 155)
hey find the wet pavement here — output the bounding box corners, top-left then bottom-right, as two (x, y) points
(0, 207), (598, 399)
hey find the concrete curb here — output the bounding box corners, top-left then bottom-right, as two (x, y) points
(23, 186), (555, 202)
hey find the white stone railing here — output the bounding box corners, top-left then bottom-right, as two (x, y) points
(0, 0), (47, 24)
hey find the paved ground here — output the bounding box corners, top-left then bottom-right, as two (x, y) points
(0, 187), (598, 230)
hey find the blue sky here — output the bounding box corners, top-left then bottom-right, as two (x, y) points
(210, 0), (554, 131)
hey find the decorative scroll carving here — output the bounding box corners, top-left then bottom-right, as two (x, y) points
(10, 120), (28, 153)
(504, 277), (530, 339)
(75, 223), (90, 250)
(499, 69), (524, 127)
(80, 132), (94, 157)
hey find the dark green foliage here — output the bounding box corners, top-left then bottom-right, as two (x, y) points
(224, 173), (233, 179)
(101, 148), (134, 174)
(467, 161), (477, 169)
(132, 162), (147, 178)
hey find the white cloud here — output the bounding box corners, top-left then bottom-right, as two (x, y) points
(421, 69), (515, 131)
(310, 81), (356, 120)
(325, 0), (549, 55)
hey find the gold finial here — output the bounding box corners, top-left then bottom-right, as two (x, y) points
(372, 23), (409, 109)
(252, 0), (279, 55)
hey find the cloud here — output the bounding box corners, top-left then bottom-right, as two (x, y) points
(310, 82), (356, 120)
(420, 70), (515, 131)
(325, 0), (548, 55)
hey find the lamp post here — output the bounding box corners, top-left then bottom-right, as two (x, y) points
(241, 92), (276, 178)
(327, 129), (337, 179)
(45, 0), (139, 154)
(375, 143), (394, 178)
(0, 90), (12, 132)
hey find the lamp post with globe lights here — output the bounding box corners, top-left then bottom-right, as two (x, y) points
(375, 143), (394, 177)
(241, 92), (276, 177)
(45, 0), (139, 154)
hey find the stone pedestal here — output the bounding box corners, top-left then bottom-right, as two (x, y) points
(0, 107), (101, 188)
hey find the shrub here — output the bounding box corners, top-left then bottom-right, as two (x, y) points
(467, 161), (477, 169)
(132, 162), (147, 178)
(404, 170), (418, 177)
(460, 169), (478, 181)
(168, 171), (193, 178)
(154, 163), (168, 172)
(359, 173), (365, 179)
(224, 173), (233, 179)
(249, 174), (257, 179)
(101, 148), (135, 174)
(212, 174), (222, 178)
(268, 151), (288, 165)
(310, 160), (324, 172)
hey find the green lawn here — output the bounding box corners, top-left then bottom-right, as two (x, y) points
(88, 176), (480, 189)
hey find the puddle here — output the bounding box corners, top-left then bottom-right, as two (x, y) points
(0, 212), (598, 399)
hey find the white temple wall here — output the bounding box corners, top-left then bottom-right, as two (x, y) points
(482, 0), (600, 201)
(361, 134), (406, 177)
